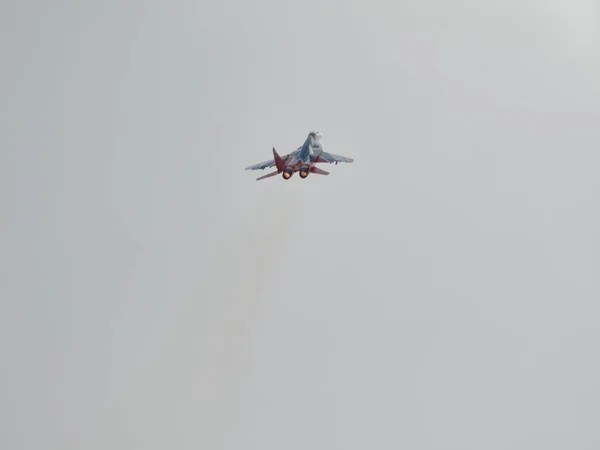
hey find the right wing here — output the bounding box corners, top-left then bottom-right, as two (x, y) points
(312, 151), (354, 164)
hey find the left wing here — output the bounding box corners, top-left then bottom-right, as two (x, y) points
(245, 158), (275, 171)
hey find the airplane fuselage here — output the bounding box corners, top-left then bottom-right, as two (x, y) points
(281, 132), (321, 179)
(298, 132), (321, 176)
(297, 133), (313, 163)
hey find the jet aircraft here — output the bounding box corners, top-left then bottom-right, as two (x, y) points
(245, 131), (354, 180)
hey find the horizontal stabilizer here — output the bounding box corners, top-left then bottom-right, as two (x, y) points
(310, 166), (329, 176)
(256, 170), (279, 181)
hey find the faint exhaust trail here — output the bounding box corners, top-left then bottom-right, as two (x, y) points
(216, 188), (300, 370)
(198, 188), (301, 450)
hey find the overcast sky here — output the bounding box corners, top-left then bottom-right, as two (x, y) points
(1, 1), (599, 449)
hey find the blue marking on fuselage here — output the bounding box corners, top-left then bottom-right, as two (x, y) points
(298, 135), (311, 164)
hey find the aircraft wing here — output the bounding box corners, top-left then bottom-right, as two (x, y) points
(313, 151), (354, 164)
(245, 159), (275, 171)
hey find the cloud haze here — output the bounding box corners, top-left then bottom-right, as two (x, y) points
(1, 1), (598, 449)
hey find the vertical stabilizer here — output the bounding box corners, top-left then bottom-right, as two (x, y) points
(273, 147), (285, 172)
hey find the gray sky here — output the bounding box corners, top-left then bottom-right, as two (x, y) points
(1, 1), (599, 449)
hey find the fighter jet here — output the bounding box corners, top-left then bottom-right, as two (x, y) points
(245, 131), (354, 180)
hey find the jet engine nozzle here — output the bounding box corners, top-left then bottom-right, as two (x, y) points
(299, 166), (309, 178)
(282, 167), (293, 180)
